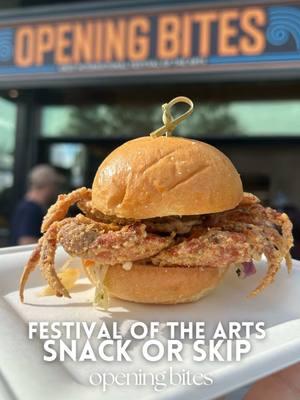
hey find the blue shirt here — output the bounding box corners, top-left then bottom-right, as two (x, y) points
(10, 200), (45, 245)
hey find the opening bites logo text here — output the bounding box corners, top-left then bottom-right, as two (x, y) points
(7, 6), (267, 67)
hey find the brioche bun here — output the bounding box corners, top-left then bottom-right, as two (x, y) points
(92, 136), (243, 219)
(85, 262), (227, 304)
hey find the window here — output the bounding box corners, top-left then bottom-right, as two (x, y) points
(41, 100), (300, 139)
(49, 143), (87, 187)
(0, 97), (17, 245)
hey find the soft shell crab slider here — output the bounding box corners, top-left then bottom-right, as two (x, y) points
(19, 97), (293, 306)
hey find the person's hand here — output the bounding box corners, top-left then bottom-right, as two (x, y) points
(244, 362), (300, 400)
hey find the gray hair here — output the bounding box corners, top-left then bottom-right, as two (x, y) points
(27, 164), (63, 190)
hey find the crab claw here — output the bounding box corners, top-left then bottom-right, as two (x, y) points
(42, 187), (92, 232)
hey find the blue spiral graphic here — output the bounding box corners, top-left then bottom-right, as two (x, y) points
(0, 28), (13, 62)
(267, 7), (300, 50)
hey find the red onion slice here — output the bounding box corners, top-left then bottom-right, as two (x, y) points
(236, 261), (256, 279)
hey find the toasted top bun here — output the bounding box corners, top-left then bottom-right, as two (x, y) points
(92, 136), (243, 219)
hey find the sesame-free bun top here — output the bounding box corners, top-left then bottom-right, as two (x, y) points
(92, 136), (243, 219)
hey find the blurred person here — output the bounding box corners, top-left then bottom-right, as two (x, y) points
(10, 165), (65, 246)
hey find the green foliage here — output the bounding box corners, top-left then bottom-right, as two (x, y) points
(62, 102), (242, 138)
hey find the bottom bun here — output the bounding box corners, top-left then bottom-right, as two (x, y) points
(85, 262), (227, 304)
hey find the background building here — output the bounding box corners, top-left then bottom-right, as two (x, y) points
(1, 0), (300, 256)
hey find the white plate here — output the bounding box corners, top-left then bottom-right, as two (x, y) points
(0, 245), (300, 400)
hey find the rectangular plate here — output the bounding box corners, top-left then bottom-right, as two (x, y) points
(0, 245), (300, 400)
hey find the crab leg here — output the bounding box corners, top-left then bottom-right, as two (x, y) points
(42, 187), (92, 232)
(265, 209), (294, 271)
(19, 239), (43, 303)
(19, 215), (126, 302)
(250, 254), (281, 297)
(40, 222), (71, 298)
